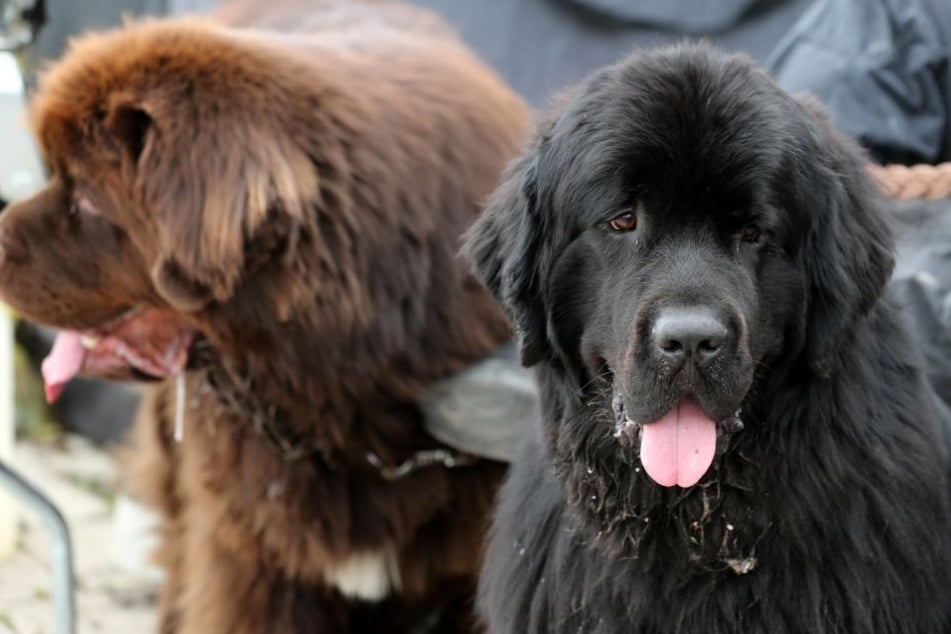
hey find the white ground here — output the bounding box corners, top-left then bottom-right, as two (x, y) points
(0, 435), (158, 633)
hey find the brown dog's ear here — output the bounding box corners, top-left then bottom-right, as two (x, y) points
(791, 96), (895, 377)
(106, 97), (220, 310)
(150, 257), (214, 312)
(133, 107), (317, 312)
(106, 97), (153, 164)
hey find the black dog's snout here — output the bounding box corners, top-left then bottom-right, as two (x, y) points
(652, 307), (727, 368)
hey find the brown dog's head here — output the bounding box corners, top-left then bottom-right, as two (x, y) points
(0, 16), (525, 405)
(0, 20), (333, 400)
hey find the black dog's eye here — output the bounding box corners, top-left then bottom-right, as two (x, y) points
(609, 210), (637, 233)
(740, 224), (762, 243)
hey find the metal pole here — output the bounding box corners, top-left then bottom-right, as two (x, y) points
(0, 459), (75, 634)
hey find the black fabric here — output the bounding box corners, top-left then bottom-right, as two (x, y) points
(891, 198), (951, 410)
(555, 0), (776, 34)
(34, 0), (166, 66)
(769, 0), (951, 165)
(408, 0), (813, 106)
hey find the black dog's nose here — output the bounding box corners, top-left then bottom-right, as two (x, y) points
(652, 307), (727, 367)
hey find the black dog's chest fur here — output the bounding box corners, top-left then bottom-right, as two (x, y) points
(484, 310), (951, 633)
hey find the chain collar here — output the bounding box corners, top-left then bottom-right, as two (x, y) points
(204, 361), (325, 462)
(200, 357), (478, 479)
(365, 449), (477, 482)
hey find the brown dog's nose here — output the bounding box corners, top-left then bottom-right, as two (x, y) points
(652, 307), (727, 368)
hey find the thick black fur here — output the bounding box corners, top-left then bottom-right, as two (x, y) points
(465, 44), (951, 633)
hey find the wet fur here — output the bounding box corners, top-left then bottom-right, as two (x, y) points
(466, 45), (951, 633)
(0, 2), (528, 631)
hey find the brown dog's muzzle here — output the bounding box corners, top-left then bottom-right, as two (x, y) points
(0, 183), (63, 268)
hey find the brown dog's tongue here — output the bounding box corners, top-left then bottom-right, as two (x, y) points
(41, 331), (86, 404)
(39, 311), (193, 404)
(639, 400), (717, 488)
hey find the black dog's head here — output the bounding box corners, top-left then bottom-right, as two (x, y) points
(466, 45), (893, 490)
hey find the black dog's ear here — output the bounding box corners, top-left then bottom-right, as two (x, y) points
(793, 97), (895, 377)
(465, 151), (552, 367)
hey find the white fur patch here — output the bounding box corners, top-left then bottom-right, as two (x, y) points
(324, 547), (402, 602)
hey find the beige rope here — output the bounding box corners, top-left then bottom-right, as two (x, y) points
(869, 162), (951, 200)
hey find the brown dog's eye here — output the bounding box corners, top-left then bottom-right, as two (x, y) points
(609, 210), (637, 233)
(740, 224), (762, 243)
(69, 196), (100, 219)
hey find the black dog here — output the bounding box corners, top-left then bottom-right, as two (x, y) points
(466, 45), (951, 633)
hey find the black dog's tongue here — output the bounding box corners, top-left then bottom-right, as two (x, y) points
(638, 400), (718, 488)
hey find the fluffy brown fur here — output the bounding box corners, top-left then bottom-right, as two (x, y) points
(0, 2), (528, 631)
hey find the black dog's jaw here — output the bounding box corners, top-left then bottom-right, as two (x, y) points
(610, 387), (743, 448)
(467, 44), (951, 633)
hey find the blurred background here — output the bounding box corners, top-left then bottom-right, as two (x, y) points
(0, 0), (949, 631)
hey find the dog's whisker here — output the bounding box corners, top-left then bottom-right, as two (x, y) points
(578, 367), (615, 394)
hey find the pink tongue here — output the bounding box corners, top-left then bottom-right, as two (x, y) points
(639, 400), (717, 488)
(41, 331), (87, 404)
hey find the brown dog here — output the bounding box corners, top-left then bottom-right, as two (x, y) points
(0, 1), (528, 631)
